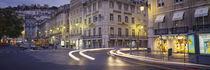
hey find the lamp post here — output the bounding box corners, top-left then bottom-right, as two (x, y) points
(140, 6), (145, 12)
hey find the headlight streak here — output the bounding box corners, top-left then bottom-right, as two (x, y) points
(79, 48), (113, 60)
(69, 50), (80, 61)
(109, 50), (210, 68)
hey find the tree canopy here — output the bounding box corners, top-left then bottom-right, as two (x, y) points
(0, 9), (24, 39)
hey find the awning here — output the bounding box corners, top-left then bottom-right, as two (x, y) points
(194, 7), (209, 18)
(172, 11), (185, 21)
(155, 14), (165, 23)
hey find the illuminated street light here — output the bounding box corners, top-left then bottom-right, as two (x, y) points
(140, 26), (144, 29)
(57, 28), (59, 30)
(21, 31), (25, 35)
(140, 6), (144, 12)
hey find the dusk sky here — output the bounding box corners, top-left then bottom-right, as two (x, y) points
(0, 0), (70, 8)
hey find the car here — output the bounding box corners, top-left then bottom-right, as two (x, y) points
(20, 42), (37, 50)
(19, 42), (30, 49)
(30, 43), (38, 50)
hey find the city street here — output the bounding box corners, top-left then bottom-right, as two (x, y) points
(0, 47), (202, 70)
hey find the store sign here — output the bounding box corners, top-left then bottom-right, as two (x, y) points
(199, 33), (210, 54)
(188, 35), (195, 53)
(61, 41), (65, 46)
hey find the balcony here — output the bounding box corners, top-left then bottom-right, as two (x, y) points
(82, 35), (102, 39)
(171, 27), (189, 34)
(109, 35), (147, 39)
(154, 28), (169, 35)
(193, 24), (210, 32)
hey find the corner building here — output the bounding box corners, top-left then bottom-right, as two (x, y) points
(148, 0), (210, 64)
(69, 0), (148, 49)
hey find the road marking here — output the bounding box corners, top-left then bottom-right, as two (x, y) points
(68, 50), (80, 61)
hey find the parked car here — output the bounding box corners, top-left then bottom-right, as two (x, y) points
(20, 42), (37, 50)
(19, 42), (30, 49)
(30, 43), (38, 50)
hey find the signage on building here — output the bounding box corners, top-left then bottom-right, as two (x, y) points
(61, 41), (65, 46)
(188, 35), (195, 53)
(199, 33), (210, 54)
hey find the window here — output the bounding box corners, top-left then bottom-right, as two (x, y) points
(89, 17), (91, 24)
(118, 15), (121, 22)
(76, 19), (78, 23)
(117, 2), (122, 10)
(88, 6), (91, 12)
(88, 29), (91, 36)
(132, 17), (135, 24)
(98, 1), (102, 8)
(80, 27), (82, 34)
(93, 28), (96, 36)
(118, 28), (122, 36)
(99, 27), (101, 36)
(93, 16), (98, 22)
(126, 28), (129, 37)
(174, 0), (184, 3)
(196, 16), (208, 25)
(93, 3), (96, 11)
(110, 14), (114, 21)
(125, 16), (129, 23)
(109, 1), (114, 8)
(84, 30), (87, 36)
(80, 17), (82, 23)
(83, 8), (87, 14)
(132, 29), (135, 37)
(84, 19), (87, 24)
(99, 14), (102, 21)
(131, 5), (135, 13)
(110, 27), (114, 36)
(157, 0), (165, 7)
(124, 4), (129, 11)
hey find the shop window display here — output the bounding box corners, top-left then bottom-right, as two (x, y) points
(199, 33), (210, 54)
(156, 39), (168, 52)
(188, 35), (195, 53)
(174, 38), (188, 53)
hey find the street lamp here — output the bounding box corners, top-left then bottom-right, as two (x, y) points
(140, 26), (144, 29)
(140, 6), (144, 12)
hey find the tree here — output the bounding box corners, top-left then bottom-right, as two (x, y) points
(0, 9), (24, 39)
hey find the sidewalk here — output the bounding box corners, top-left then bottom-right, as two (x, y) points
(123, 50), (189, 63)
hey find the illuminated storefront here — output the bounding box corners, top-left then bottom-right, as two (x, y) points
(188, 35), (195, 53)
(154, 35), (188, 53)
(199, 33), (210, 54)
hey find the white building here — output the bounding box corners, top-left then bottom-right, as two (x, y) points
(68, 0), (148, 49)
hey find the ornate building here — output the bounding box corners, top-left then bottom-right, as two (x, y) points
(68, 0), (148, 49)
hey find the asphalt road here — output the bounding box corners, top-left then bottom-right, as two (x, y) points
(0, 47), (201, 70)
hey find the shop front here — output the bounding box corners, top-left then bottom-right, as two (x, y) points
(154, 35), (188, 53)
(188, 33), (210, 65)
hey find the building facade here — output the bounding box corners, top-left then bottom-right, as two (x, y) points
(68, 0), (148, 49)
(15, 4), (57, 42)
(148, 0), (210, 64)
(39, 4), (70, 48)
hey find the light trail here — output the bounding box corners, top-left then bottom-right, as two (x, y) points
(109, 50), (210, 68)
(79, 48), (112, 60)
(68, 50), (80, 61)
